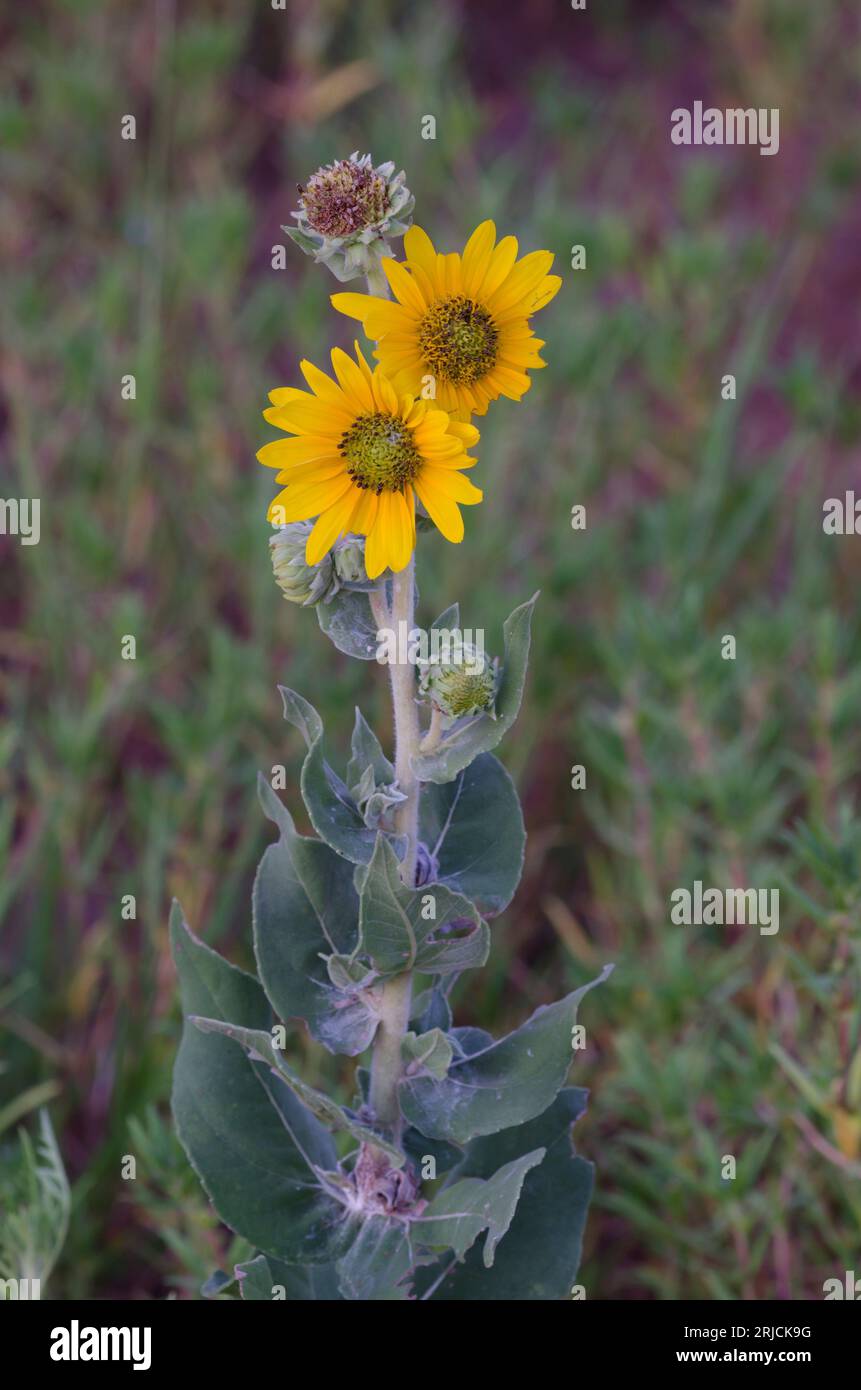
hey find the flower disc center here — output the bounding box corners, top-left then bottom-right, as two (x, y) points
(339, 412), (421, 493)
(418, 295), (499, 385)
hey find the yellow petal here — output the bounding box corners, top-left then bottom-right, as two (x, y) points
(422, 466), (483, 504)
(330, 291), (379, 321)
(486, 250), (555, 315)
(268, 386), (307, 407)
(333, 291), (414, 339)
(353, 341), (375, 383)
(274, 457), (346, 484)
(256, 436), (337, 468)
(299, 359), (348, 407)
(445, 420), (480, 447)
(350, 489), (379, 536)
(266, 397), (354, 436)
(489, 365), (532, 399)
(531, 275), (562, 311)
(414, 473), (465, 542)
(405, 263), (436, 305)
(330, 347), (375, 411)
(474, 235), (518, 300)
(382, 489), (415, 570)
(403, 225), (438, 277)
(305, 486), (362, 564)
(364, 509), (390, 579)
(382, 259), (427, 315)
(267, 474), (352, 526)
(461, 221), (496, 297)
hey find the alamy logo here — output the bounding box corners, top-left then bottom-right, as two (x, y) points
(0, 1276), (41, 1300)
(50, 1321), (152, 1371)
(670, 881), (779, 935)
(823, 492), (861, 534)
(823, 1271), (861, 1299)
(376, 622), (485, 668)
(0, 497), (40, 545)
(670, 102), (779, 157)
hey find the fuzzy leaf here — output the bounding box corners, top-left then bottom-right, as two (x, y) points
(170, 904), (355, 1264)
(357, 834), (489, 976)
(412, 594), (538, 784)
(399, 965), (613, 1144)
(236, 1253), (342, 1301)
(235, 1254), (275, 1301)
(402, 1128), (463, 1177)
(428, 601), (460, 638)
(280, 687), (380, 864)
(254, 776), (378, 1056)
(402, 1029), (453, 1080)
(425, 1090), (593, 1300)
(414, 1148), (545, 1266)
(189, 1017), (404, 1167)
(345, 708), (394, 788)
(449, 1026), (495, 1058)
(410, 985), (453, 1034)
(317, 588), (381, 661)
(201, 1269), (235, 1299)
(418, 752), (525, 916)
(336, 1217), (413, 1301)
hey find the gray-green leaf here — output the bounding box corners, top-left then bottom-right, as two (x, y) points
(280, 687), (380, 864)
(336, 1218), (413, 1300)
(413, 1148), (545, 1266)
(236, 1253), (342, 1301)
(345, 708), (394, 788)
(170, 904), (355, 1264)
(425, 1089), (593, 1300)
(317, 588), (381, 661)
(402, 1029), (453, 1080)
(399, 965), (613, 1144)
(358, 834), (489, 976)
(418, 751), (525, 916)
(188, 1017), (404, 1167)
(254, 776), (378, 1056)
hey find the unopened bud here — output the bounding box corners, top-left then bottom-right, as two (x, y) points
(418, 636), (498, 724)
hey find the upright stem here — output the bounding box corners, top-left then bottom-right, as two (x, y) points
(369, 555), (421, 1134)
(389, 558), (421, 886)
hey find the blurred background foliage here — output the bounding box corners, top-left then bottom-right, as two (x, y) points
(1, 0), (860, 1299)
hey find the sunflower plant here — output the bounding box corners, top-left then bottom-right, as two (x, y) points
(171, 153), (610, 1302)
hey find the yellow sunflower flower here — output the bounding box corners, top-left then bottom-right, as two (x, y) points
(257, 342), (481, 580)
(330, 221), (561, 417)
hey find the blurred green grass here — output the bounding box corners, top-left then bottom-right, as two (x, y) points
(1, 0), (860, 1299)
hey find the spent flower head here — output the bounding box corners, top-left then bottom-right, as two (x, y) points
(284, 153), (414, 283)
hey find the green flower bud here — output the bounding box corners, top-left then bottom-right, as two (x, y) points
(418, 635), (498, 725)
(332, 535), (368, 587)
(283, 152), (413, 283)
(270, 523), (339, 607)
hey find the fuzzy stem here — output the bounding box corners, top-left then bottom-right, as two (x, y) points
(365, 262), (389, 298)
(368, 557), (421, 1134)
(389, 558), (421, 885)
(363, 255), (419, 1140)
(420, 704), (444, 753)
